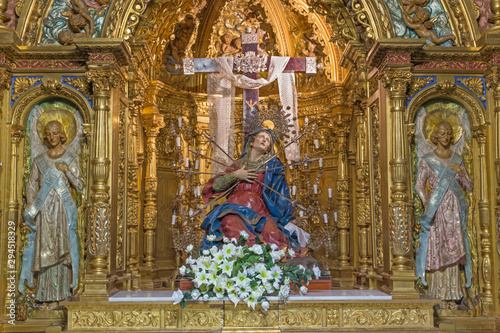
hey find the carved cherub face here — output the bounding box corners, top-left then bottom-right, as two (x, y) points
(68, 14), (87, 33)
(413, 7), (431, 24)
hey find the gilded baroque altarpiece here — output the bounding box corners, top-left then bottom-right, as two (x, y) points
(0, 0), (500, 331)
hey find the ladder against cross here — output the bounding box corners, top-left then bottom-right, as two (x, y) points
(182, 32), (320, 133)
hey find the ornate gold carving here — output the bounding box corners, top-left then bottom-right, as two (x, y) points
(342, 308), (428, 327)
(457, 77), (486, 101)
(382, 71), (412, 96)
(225, 308), (278, 327)
(165, 310), (177, 327)
(407, 77), (434, 99)
(280, 309), (321, 326)
(371, 104), (383, 268)
(327, 309), (339, 326)
(182, 309), (223, 328)
(390, 202), (412, 258)
(88, 202), (111, 257)
(86, 69), (120, 92)
(12, 77), (42, 101)
(72, 310), (160, 328)
(64, 77), (92, 100)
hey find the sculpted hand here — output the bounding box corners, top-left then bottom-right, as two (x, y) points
(447, 162), (462, 174)
(290, 216), (308, 229)
(233, 165), (258, 183)
(55, 162), (69, 173)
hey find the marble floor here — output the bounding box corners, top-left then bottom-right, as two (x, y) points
(110, 289), (392, 302)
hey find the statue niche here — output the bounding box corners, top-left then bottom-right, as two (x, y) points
(18, 107), (84, 309)
(413, 105), (474, 305)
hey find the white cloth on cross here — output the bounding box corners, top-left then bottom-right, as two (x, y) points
(207, 56), (300, 171)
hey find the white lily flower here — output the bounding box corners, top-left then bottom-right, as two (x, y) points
(186, 244), (194, 252)
(245, 294), (258, 310)
(270, 250), (281, 261)
(203, 249), (210, 255)
(210, 245), (219, 256)
(222, 243), (236, 258)
(270, 266), (283, 280)
(270, 243), (278, 250)
(207, 235), (216, 242)
(249, 244), (263, 255)
(223, 236), (230, 243)
(220, 261), (234, 275)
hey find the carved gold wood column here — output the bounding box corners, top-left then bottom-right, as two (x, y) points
(351, 93), (372, 278)
(141, 84), (165, 288)
(82, 63), (118, 297)
(126, 86), (144, 290)
(383, 69), (419, 298)
(472, 126), (494, 309)
(7, 126), (24, 229)
(332, 109), (354, 287)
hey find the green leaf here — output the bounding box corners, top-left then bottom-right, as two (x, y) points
(180, 299), (186, 308)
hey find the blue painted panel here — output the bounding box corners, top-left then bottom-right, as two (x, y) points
(11, 76), (44, 107)
(406, 76), (437, 108)
(454, 76), (487, 109)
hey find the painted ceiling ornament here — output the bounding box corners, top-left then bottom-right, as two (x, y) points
(37, 108), (78, 145)
(422, 108), (463, 146)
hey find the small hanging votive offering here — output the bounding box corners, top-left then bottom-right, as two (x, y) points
(299, 211), (304, 217)
(195, 159), (200, 170)
(314, 139), (319, 149)
(323, 213), (328, 224)
(292, 185), (296, 196)
(176, 136), (181, 147)
(171, 215), (177, 225)
(179, 185), (185, 196)
(328, 186), (332, 198)
(334, 212), (338, 222)
(304, 116), (309, 127)
(196, 185), (201, 197)
(185, 157), (189, 168)
(178, 116), (183, 128)
(189, 208), (194, 217)
(319, 158), (323, 168)
(313, 184), (318, 194)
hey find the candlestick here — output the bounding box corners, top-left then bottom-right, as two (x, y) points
(314, 139), (319, 149)
(179, 185), (185, 196)
(197, 185), (201, 197)
(171, 215), (177, 225)
(189, 208), (194, 217)
(195, 159), (200, 170)
(185, 157), (189, 168)
(299, 211), (304, 217)
(319, 158), (323, 168)
(292, 185), (296, 196)
(176, 136), (181, 147)
(328, 186), (332, 198)
(334, 212), (338, 222)
(178, 116), (183, 128)
(304, 116), (309, 127)
(313, 184), (318, 194)
(323, 213), (328, 224)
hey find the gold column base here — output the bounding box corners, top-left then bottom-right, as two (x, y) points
(389, 270), (419, 299)
(80, 273), (112, 298)
(331, 266), (354, 288)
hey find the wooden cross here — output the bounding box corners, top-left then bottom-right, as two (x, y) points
(182, 32), (319, 134)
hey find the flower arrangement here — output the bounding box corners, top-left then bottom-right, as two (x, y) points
(172, 231), (321, 310)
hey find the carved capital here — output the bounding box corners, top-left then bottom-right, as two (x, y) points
(40, 79), (63, 95)
(11, 125), (25, 143)
(0, 71), (12, 91)
(86, 69), (120, 93)
(143, 114), (165, 137)
(472, 125), (487, 144)
(382, 71), (412, 97)
(486, 71), (500, 95)
(435, 80), (457, 95)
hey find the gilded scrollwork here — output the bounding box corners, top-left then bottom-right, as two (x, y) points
(342, 308), (428, 327)
(457, 77), (486, 101)
(407, 76), (435, 100)
(181, 310), (223, 328)
(225, 308), (278, 327)
(72, 310), (161, 328)
(382, 71), (412, 96)
(12, 77), (42, 101)
(165, 310), (177, 327)
(389, 202), (412, 256)
(326, 309), (339, 326)
(280, 309), (321, 326)
(63, 77), (92, 100)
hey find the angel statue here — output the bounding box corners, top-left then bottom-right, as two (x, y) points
(415, 109), (473, 301)
(199, 128), (309, 254)
(19, 114), (83, 307)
